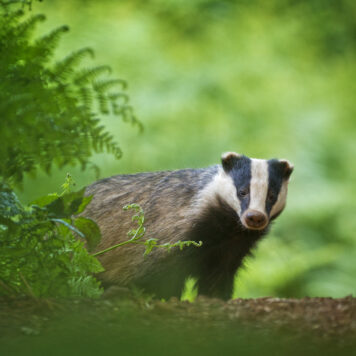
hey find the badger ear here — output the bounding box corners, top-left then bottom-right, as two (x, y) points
(221, 152), (242, 172)
(279, 159), (294, 179)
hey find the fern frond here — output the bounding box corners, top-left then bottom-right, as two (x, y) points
(1, 0), (31, 8)
(54, 47), (94, 80)
(34, 25), (69, 59)
(113, 104), (133, 120)
(0, 4), (137, 185)
(0, 0), (22, 12)
(121, 106), (143, 130)
(78, 87), (93, 109)
(73, 65), (112, 86)
(96, 93), (110, 114)
(108, 92), (129, 104)
(93, 78), (127, 93)
(15, 13), (45, 37)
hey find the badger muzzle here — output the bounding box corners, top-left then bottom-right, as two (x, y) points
(241, 209), (268, 230)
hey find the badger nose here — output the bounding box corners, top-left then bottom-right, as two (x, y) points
(245, 210), (267, 229)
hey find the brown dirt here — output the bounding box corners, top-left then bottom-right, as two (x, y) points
(0, 295), (355, 355)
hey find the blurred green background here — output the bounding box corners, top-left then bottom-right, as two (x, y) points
(18, 0), (356, 298)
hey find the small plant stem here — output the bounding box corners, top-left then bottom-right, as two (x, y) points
(92, 204), (202, 258)
(92, 226), (142, 257)
(0, 278), (14, 294)
(92, 239), (141, 257)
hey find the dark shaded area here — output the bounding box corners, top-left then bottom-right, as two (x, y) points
(0, 296), (355, 356)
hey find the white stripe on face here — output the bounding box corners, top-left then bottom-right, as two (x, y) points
(194, 167), (241, 215)
(249, 159), (269, 214)
(270, 180), (288, 217)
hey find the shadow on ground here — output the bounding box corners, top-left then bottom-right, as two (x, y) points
(1, 295), (355, 356)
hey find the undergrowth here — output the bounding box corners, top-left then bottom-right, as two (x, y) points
(0, 175), (103, 298)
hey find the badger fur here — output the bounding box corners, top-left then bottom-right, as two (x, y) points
(84, 152), (293, 300)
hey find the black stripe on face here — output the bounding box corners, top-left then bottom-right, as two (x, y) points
(266, 159), (285, 216)
(229, 156), (251, 215)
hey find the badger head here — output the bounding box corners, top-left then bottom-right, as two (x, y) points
(219, 152), (294, 230)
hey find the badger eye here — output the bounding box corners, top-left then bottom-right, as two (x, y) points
(238, 188), (249, 197)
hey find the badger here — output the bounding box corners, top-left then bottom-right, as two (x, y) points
(84, 152), (293, 300)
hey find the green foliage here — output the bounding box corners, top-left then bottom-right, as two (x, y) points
(181, 277), (198, 302)
(94, 203), (202, 258)
(0, 1), (139, 186)
(0, 177), (104, 298)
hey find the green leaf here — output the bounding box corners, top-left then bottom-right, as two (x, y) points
(46, 197), (66, 218)
(76, 195), (93, 214)
(30, 193), (59, 207)
(62, 188), (87, 215)
(74, 217), (101, 252)
(44, 188), (87, 218)
(2, 246), (28, 258)
(143, 238), (158, 256)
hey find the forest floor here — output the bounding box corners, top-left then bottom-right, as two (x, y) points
(0, 293), (355, 356)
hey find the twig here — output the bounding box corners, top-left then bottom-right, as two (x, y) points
(0, 278), (14, 294)
(19, 272), (38, 300)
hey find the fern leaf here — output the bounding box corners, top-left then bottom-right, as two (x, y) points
(0, 6), (23, 18)
(78, 87), (93, 109)
(15, 13), (45, 37)
(54, 47), (94, 80)
(73, 65), (112, 86)
(0, 3), (137, 185)
(93, 78), (127, 93)
(96, 93), (110, 114)
(33, 25), (69, 60)
(108, 92), (129, 104)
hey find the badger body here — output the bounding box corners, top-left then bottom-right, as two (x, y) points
(84, 152), (293, 300)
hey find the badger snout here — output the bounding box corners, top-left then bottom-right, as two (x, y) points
(242, 210), (268, 230)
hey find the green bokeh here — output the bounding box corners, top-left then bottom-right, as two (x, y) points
(18, 0), (356, 298)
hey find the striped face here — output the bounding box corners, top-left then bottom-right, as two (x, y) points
(221, 152), (293, 230)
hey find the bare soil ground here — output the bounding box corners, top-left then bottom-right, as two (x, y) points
(0, 295), (355, 356)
